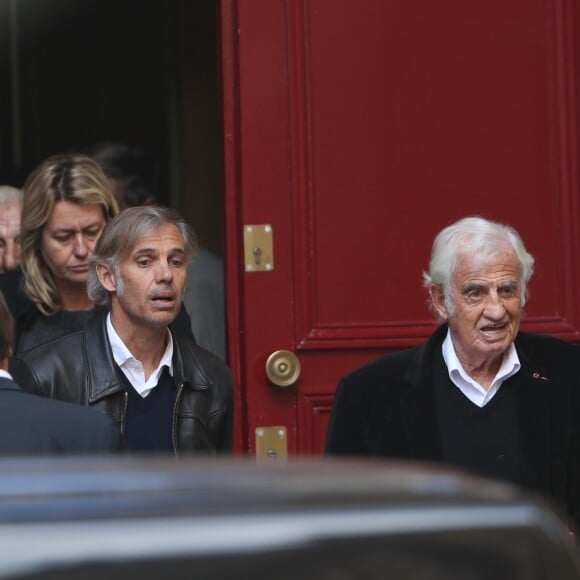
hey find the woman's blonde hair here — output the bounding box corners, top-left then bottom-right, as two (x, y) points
(20, 153), (118, 315)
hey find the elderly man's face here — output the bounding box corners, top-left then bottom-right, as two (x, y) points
(0, 201), (21, 273)
(103, 222), (187, 334)
(432, 246), (523, 367)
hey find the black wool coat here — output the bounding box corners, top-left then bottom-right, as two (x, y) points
(325, 324), (580, 530)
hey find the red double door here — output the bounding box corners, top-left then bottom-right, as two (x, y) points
(220, 0), (580, 455)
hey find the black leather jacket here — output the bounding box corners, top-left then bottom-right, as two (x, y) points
(10, 311), (233, 455)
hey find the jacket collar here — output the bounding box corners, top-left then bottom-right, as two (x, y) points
(171, 332), (212, 391)
(399, 324), (446, 460)
(510, 334), (551, 490)
(0, 377), (21, 392)
(84, 311), (124, 404)
(85, 310), (212, 403)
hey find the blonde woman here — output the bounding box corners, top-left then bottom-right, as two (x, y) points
(11, 153), (118, 353)
(5, 153), (193, 354)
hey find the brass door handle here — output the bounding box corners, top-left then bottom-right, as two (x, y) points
(266, 350), (301, 387)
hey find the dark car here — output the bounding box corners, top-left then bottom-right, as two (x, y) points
(0, 457), (577, 579)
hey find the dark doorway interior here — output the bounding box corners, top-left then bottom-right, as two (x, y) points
(0, 0), (223, 256)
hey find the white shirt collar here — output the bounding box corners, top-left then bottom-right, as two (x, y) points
(0, 369), (12, 380)
(442, 328), (520, 408)
(106, 313), (174, 398)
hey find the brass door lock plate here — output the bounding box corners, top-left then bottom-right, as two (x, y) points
(244, 224), (274, 272)
(255, 426), (288, 463)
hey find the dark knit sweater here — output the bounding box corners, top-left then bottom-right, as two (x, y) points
(432, 352), (528, 487)
(117, 366), (176, 453)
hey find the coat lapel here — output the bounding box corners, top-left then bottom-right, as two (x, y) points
(399, 327), (445, 461)
(84, 311), (125, 404)
(512, 338), (551, 492)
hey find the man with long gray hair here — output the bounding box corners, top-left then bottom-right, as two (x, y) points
(326, 216), (580, 532)
(11, 206), (233, 455)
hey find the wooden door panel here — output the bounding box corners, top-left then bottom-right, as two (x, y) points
(290, 0), (580, 346)
(300, 394), (334, 453)
(222, 0), (580, 455)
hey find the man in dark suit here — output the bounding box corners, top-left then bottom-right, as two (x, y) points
(325, 216), (580, 532)
(0, 290), (122, 455)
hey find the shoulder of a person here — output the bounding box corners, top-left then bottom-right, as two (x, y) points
(186, 250), (224, 287)
(189, 247), (222, 268)
(47, 396), (113, 424)
(38, 397), (120, 450)
(340, 344), (423, 389)
(13, 327), (86, 365)
(516, 331), (580, 356)
(173, 332), (231, 376)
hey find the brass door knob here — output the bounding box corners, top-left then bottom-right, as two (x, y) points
(266, 350), (301, 387)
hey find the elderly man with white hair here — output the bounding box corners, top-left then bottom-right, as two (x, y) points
(0, 186), (22, 274)
(326, 216), (580, 533)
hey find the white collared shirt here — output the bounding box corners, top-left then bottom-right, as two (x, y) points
(442, 329), (520, 408)
(0, 369), (12, 380)
(106, 313), (174, 398)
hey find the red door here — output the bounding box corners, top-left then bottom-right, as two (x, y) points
(220, 0), (580, 455)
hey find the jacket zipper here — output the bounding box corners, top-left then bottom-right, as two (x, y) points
(120, 391), (129, 435)
(172, 382), (184, 456)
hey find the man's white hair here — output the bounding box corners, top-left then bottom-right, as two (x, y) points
(0, 186), (22, 207)
(423, 216), (535, 317)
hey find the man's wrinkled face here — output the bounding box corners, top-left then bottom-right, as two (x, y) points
(99, 223), (187, 334)
(431, 246), (523, 366)
(0, 201), (21, 273)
